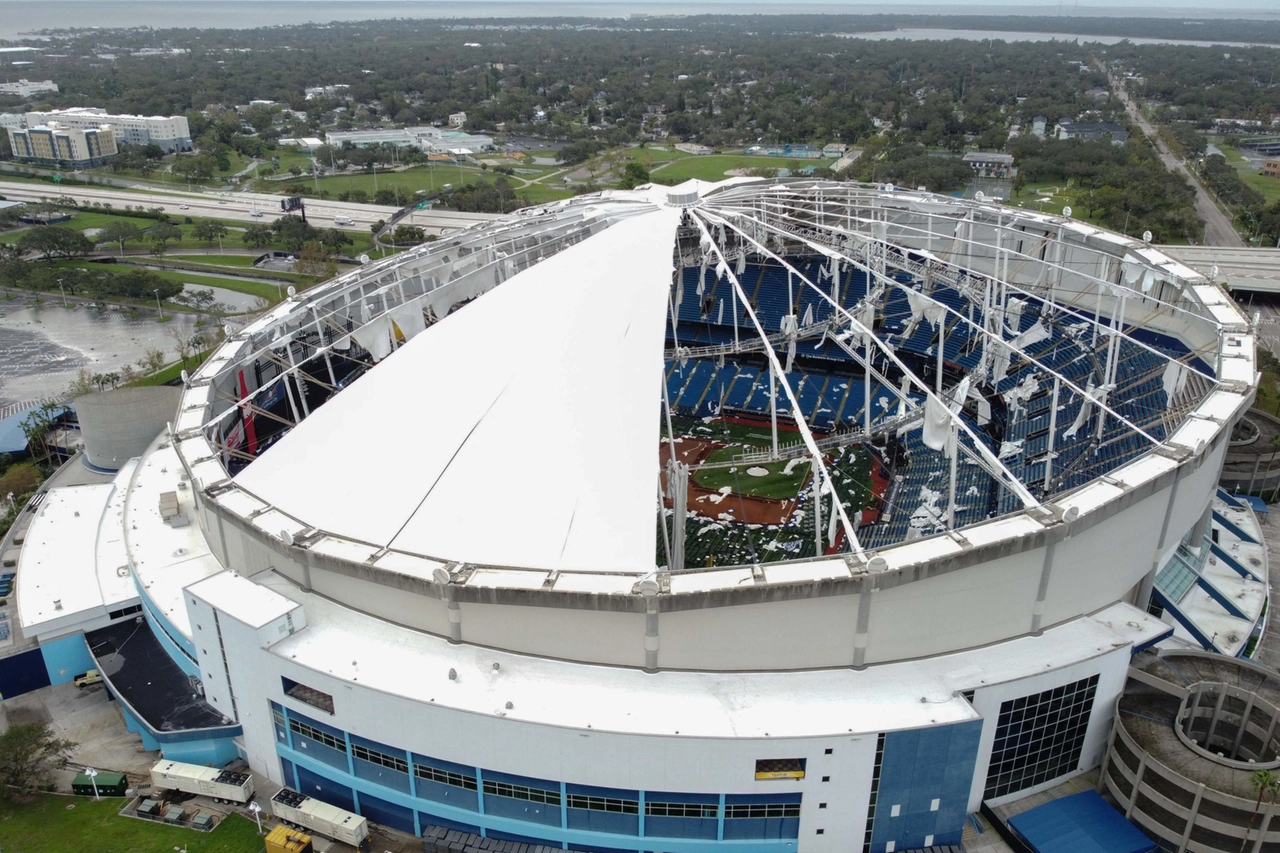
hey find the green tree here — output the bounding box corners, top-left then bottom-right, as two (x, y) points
(272, 216), (318, 252)
(619, 160), (651, 189)
(242, 224), (274, 248)
(96, 220), (143, 256)
(0, 723), (76, 798)
(1243, 770), (1280, 853)
(17, 227), (95, 262)
(191, 220), (229, 247)
(319, 228), (353, 253)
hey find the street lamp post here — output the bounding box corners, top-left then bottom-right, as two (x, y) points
(249, 801), (263, 835)
(154, 289), (164, 320)
(57, 277), (68, 307)
(84, 767), (100, 800)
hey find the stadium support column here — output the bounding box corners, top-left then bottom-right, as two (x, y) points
(1044, 376), (1061, 491)
(936, 322), (945, 395)
(863, 333), (872, 436)
(812, 458), (823, 557)
(769, 361), (779, 458)
(946, 422), (958, 530)
(642, 585), (660, 673)
(667, 458), (688, 572)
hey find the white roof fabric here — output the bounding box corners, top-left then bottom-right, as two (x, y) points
(235, 207), (680, 572)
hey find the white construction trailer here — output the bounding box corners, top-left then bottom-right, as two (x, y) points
(150, 760), (256, 804)
(271, 787), (369, 847)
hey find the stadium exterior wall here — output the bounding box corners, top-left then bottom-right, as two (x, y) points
(205, 588), (1137, 853)
(193, 431), (1227, 672)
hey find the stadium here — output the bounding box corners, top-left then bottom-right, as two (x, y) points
(5, 178), (1266, 852)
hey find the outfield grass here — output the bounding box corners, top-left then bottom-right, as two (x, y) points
(0, 794), (264, 853)
(692, 447), (812, 500)
(652, 154), (802, 182)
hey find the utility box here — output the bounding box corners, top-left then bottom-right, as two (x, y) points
(191, 812), (215, 831)
(136, 799), (162, 818)
(266, 824), (315, 853)
(71, 771), (128, 797)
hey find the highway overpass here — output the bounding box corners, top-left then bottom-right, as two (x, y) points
(0, 180), (501, 235)
(1158, 244), (1280, 294)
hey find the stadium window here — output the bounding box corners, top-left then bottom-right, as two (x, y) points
(817, 829), (825, 835)
(824, 748), (833, 755)
(352, 743), (408, 774)
(287, 717), (344, 752)
(754, 758), (806, 780)
(108, 603), (143, 620)
(414, 764), (478, 790)
(819, 803), (827, 809)
(281, 676), (335, 715)
(822, 776), (830, 783)
(983, 674), (1099, 800)
(724, 804), (800, 820)
(645, 802), (719, 819)
(482, 780), (561, 807)
(567, 794), (639, 814)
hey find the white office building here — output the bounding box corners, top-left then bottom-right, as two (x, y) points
(23, 107), (191, 152)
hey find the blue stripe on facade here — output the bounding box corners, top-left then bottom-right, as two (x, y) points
(275, 722), (798, 850)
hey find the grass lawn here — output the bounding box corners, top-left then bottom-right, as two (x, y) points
(652, 154), (801, 182)
(692, 446), (812, 500)
(169, 253), (264, 268)
(135, 349), (215, 387)
(42, 259), (285, 303)
(0, 794), (264, 853)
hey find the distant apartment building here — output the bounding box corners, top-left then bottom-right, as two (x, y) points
(744, 142), (824, 159)
(448, 111), (467, 129)
(1054, 119), (1130, 145)
(822, 142), (848, 158)
(324, 126), (494, 154)
(0, 79), (59, 97)
(305, 84), (350, 100)
(22, 107), (190, 152)
(962, 151), (1015, 178)
(1263, 159), (1280, 178)
(7, 122), (118, 167)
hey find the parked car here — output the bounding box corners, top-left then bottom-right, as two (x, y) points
(73, 669), (102, 688)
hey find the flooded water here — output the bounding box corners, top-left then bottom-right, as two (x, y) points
(181, 283), (269, 313)
(841, 28), (1280, 49)
(0, 297), (198, 407)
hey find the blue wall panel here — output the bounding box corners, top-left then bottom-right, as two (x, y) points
(420, 813), (483, 835)
(297, 764), (356, 813)
(0, 647), (51, 700)
(360, 791), (416, 834)
(162, 737), (240, 767)
(567, 808), (640, 836)
(485, 793), (562, 827)
(354, 756), (411, 793)
(415, 776), (479, 811)
(282, 758), (298, 789)
(870, 720), (982, 852)
(40, 633), (95, 685)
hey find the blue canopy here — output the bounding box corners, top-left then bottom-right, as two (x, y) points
(1008, 791), (1156, 853)
(1239, 494), (1270, 515)
(0, 404), (39, 455)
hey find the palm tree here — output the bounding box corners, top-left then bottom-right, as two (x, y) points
(1242, 769), (1280, 853)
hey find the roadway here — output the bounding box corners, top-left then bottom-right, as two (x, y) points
(1158, 245), (1280, 294)
(0, 180), (501, 235)
(1107, 72), (1245, 249)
